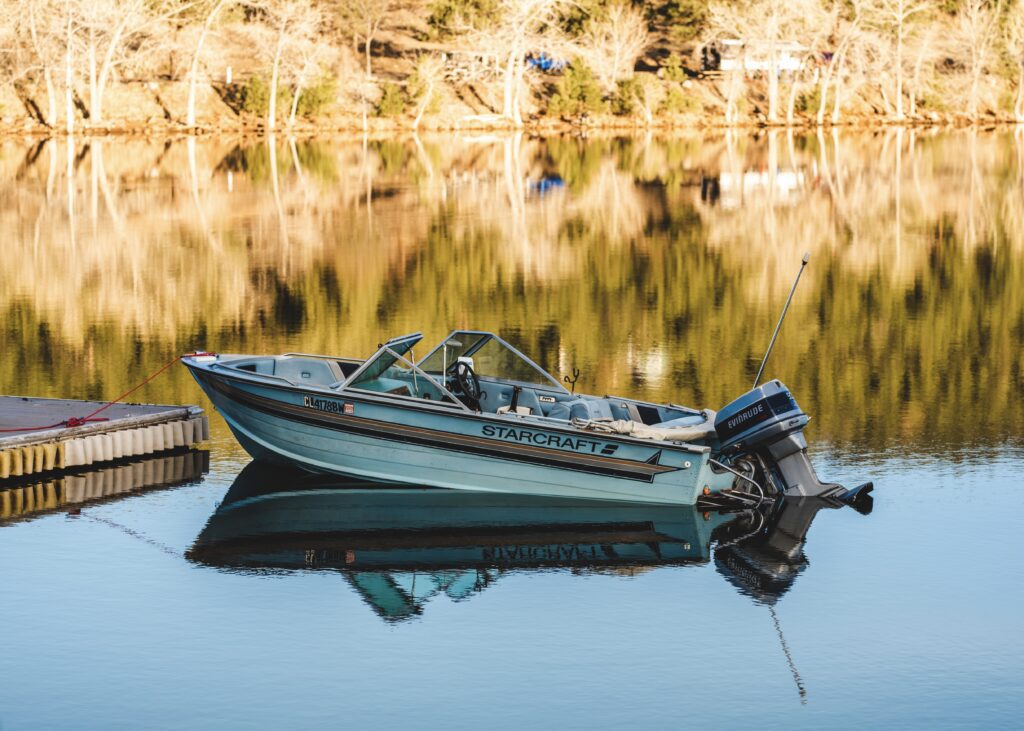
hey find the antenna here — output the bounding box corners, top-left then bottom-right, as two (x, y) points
(753, 252), (810, 389)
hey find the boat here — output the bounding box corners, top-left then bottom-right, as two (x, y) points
(183, 329), (870, 506)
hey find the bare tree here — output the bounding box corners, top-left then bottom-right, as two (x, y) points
(782, 0), (830, 125)
(707, 0), (806, 124)
(335, 0), (393, 77)
(186, 0), (232, 127)
(951, 0), (1004, 122)
(462, 0), (571, 126)
(75, 0), (149, 123)
(863, 0), (933, 120)
(814, 1), (864, 126)
(905, 22), (937, 118)
(251, 0), (321, 131)
(577, 1), (649, 94)
(63, 0), (74, 133)
(24, 0), (64, 128)
(286, 25), (332, 128)
(410, 52), (444, 130)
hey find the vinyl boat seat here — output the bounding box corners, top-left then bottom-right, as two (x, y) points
(653, 413), (711, 429)
(547, 398), (615, 422)
(487, 385), (544, 415)
(274, 358), (346, 386)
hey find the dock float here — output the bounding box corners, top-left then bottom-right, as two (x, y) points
(0, 397), (209, 482)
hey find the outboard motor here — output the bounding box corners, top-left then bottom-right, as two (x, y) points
(715, 380), (851, 499)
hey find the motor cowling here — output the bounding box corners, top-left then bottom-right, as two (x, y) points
(715, 380), (846, 498)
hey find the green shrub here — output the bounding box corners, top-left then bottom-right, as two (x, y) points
(239, 74), (292, 117)
(796, 87), (822, 114)
(613, 78), (642, 116)
(296, 75), (337, 118)
(240, 75), (270, 115)
(548, 61), (606, 117)
(376, 82), (407, 117)
(662, 53), (688, 84)
(653, 0), (708, 42)
(428, 0), (498, 35)
(661, 85), (699, 114)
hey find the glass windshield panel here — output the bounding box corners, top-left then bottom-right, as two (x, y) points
(469, 338), (556, 386)
(348, 334), (422, 388)
(418, 333), (489, 375)
(419, 331), (557, 388)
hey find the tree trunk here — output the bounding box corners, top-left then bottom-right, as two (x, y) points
(816, 66), (830, 126)
(288, 77), (304, 128)
(1016, 62), (1024, 122)
(969, 53), (981, 122)
(511, 48), (527, 126)
(767, 39), (778, 124)
(94, 15), (132, 124)
(28, 3), (57, 127)
(895, 20), (904, 120)
(365, 18), (372, 77)
(786, 78), (799, 126)
(64, 6), (74, 134)
(268, 19), (287, 131)
(413, 80), (433, 130)
(502, 45), (520, 125)
(88, 35), (98, 121)
(831, 62), (843, 124)
(42, 69), (57, 127)
(187, 0), (227, 127)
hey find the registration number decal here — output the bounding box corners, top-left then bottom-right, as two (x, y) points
(303, 396), (353, 415)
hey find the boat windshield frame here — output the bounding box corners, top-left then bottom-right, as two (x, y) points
(334, 333), (472, 410)
(418, 330), (570, 394)
(335, 332), (422, 391)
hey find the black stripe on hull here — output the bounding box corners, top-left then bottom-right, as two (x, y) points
(195, 371), (682, 484)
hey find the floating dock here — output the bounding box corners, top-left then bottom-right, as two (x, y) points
(0, 396), (209, 482)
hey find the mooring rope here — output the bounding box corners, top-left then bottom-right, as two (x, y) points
(0, 352), (214, 433)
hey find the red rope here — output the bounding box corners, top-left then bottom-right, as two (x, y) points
(0, 352), (215, 434)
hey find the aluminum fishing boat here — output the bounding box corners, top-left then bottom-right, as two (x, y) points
(183, 329), (868, 506)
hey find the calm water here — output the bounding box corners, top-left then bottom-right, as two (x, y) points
(1, 130), (1022, 729)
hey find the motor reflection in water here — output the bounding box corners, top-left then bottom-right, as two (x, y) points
(188, 462), (870, 623)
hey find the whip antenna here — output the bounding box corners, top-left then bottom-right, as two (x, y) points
(753, 252), (810, 389)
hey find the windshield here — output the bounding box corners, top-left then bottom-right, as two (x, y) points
(419, 331), (566, 391)
(345, 333), (423, 390)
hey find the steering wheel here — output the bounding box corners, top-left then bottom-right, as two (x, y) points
(453, 361), (482, 408)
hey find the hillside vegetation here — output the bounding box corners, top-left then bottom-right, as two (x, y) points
(1, 0), (1023, 133)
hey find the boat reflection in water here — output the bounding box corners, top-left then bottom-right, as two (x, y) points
(188, 462), (867, 622)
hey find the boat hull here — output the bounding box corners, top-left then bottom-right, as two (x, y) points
(186, 363), (733, 505)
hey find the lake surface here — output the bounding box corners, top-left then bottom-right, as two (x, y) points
(1, 130), (1022, 729)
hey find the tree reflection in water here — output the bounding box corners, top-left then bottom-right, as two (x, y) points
(1, 130), (1020, 451)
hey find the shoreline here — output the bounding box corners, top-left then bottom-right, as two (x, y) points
(1, 114), (1022, 139)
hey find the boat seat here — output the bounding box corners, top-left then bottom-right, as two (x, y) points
(274, 358), (345, 386)
(547, 398), (615, 422)
(653, 413), (709, 429)
(491, 386), (543, 416)
(354, 377), (412, 396)
(651, 410), (717, 440)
